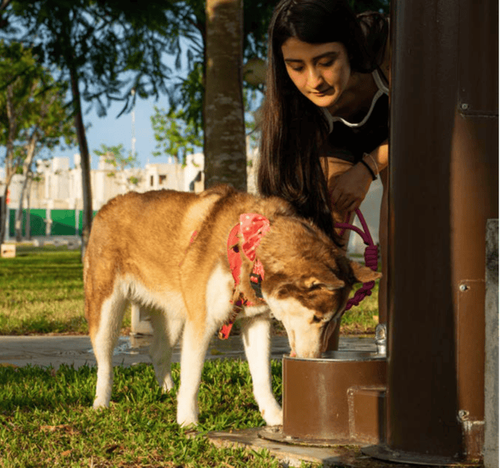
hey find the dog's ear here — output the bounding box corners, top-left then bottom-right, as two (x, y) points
(349, 261), (382, 284)
(304, 276), (345, 291)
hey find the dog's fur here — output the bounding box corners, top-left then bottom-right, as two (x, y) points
(84, 185), (380, 426)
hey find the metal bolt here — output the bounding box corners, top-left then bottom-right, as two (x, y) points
(460, 103), (469, 111)
(459, 284), (469, 292)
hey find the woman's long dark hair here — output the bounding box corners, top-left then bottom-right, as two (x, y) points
(257, 0), (388, 245)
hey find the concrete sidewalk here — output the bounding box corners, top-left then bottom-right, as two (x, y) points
(0, 334), (376, 369)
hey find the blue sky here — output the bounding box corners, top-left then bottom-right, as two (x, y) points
(50, 49), (189, 170)
(50, 90), (176, 171)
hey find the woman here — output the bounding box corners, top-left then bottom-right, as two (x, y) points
(257, 0), (390, 340)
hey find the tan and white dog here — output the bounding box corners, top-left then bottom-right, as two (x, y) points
(84, 185), (380, 426)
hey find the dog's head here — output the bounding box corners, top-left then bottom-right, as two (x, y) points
(257, 215), (381, 359)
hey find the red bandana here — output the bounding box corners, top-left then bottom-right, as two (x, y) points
(219, 213), (271, 339)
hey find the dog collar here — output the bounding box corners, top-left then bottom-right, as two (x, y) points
(219, 213), (271, 339)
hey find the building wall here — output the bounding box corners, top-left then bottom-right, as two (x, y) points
(3, 154), (205, 212)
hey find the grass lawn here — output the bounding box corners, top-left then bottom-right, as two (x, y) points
(0, 247), (323, 467)
(0, 245), (379, 336)
(0, 246), (130, 335)
(0, 360), (318, 467)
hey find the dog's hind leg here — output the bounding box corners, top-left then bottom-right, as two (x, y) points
(149, 310), (184, 392)
(176, 320), (213, 426)
(242, 316), (283, 426)
(91, 284), (128, 409)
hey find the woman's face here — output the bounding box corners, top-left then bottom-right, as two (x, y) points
(281, 37), (352, 111)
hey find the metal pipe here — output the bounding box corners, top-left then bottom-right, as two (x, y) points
(366, 0), (498, 464)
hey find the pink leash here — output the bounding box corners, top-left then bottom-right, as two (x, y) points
(335, 209), (378, 310)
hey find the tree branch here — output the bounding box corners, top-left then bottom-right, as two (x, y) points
(0, 0), (12, 12)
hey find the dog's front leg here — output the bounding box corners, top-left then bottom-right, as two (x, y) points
(176, 320), (212, 426)
(242, 316), (283, 426)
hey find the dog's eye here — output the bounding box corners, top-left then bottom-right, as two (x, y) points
(312, 315), (322, 323)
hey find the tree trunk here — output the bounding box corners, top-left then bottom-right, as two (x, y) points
(0, 173), (13, 245)
(69, 64), (93, 258)
(0, 187), (7, 245)
(26, 173), (32, 240)
(0, 86), (18, 244)
(15, 190), (24, 242)
(204, 0), (247, 191)
(15, 133), (38, 242)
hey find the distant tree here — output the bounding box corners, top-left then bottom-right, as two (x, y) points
(1, 0), (180, 252)
(151, 106), (203, 165)
(14, 85), (75, 242)
(0, 41), (75, 244)
(93, 143), (141, 190)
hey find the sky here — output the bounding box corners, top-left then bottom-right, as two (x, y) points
(50, 91), (176, 171)
(49, 47), (190, 171)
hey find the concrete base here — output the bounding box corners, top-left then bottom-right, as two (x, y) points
(207, 427), (478, 468)
(363, 444), (482, 467)
(208, 427), (354, 467)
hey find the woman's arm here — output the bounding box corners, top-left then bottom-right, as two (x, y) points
(330, 139), (388, 212)
(362, 139), (388, 175)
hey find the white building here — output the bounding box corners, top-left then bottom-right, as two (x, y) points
(0, 153), (207, 239)
(2, 153), (205, 213)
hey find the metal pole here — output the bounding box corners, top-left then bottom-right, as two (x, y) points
(365, 0), (498, 464)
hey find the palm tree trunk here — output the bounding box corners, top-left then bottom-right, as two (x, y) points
(204, 0), (247, 191)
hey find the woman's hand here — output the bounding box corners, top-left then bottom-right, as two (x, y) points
(330, 162), (373, 213)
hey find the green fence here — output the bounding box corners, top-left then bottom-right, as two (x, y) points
(51, 210), (78, 236)
(8, 209), (98, 237)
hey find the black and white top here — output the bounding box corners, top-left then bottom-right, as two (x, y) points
(320, 68), (389, 163)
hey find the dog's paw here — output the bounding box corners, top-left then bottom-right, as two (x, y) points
(161, 375), (175, 393)
(262, 405), (283, 426)
(177, 413), (198, 427)
(177, 400), (199, 427)
(93, 398), (110, 410)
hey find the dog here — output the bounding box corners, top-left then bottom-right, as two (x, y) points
(84, 185), (380, 426)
